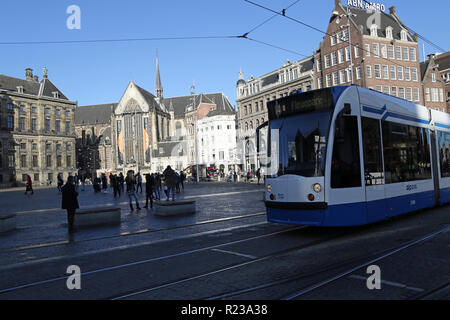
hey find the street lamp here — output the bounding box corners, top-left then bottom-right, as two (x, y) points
(191, 122), (199, 183)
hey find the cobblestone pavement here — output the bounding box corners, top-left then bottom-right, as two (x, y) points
(0, 182), (266, 252)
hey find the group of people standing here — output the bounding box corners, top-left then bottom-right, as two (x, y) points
(115, 167), (186, 211)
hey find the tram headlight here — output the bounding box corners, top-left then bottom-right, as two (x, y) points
(313, 183), (322, 193)
(267, 184), (272, 192)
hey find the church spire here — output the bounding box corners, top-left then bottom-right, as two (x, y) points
(155, 51), (163, 99)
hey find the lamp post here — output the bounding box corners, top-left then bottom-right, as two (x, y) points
(133, 109), (139, 174)
(191, 121), (199, 183)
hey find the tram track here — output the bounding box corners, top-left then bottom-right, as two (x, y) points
(109, 224), (449, 301)
(0, 211), (266, 253)
(280, 225), (450, 300)
(0, 225), (307, 296)
(107, 228), (353, 300)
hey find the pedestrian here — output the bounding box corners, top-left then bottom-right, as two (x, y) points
(247, 170), (251, 182)
(175, 171), (181, 193)
(192, 170), (197, 184)
(112, 174), (121, 198)
(119, 172), (125, 193)
(24, 174), (34, 195)
(74, 174), (79, 191)
(101, 173), (108, 191)
(125, 170), (141, 211)
(81, 174), (86, 191)
(153, 173), (161, 200)
(136, 172), (143, 193)
(61, 176), (79, 233)
(144, 173), (154, 209)
(180, 171), (186, 191)
(93, 176), (101, 193)
(233, 171), (237, 184)
(163, 165), (176, 201)
(256, 168), (261, 185)
(57, 173), (64, 193)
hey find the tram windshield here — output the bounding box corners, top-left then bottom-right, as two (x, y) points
(269, 111), (332, 178)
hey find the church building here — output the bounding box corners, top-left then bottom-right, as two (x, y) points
(74, 58), (236, 177)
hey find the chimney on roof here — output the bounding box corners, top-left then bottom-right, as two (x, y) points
(389, 6), (396, 15)
(428, 53), (436, 61)
(33, 75), (39, 82)
(25, 68), (33, 81)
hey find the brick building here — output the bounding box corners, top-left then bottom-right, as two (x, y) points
(0, 68), (77, 186)
(435, 52), (450, 113)
(420, 54), (447, 112)
(315, 0), (422, 104)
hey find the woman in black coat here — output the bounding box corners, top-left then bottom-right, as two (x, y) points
(62, 176), (79, 233)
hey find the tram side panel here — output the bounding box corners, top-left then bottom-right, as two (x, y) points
(358, 87), (435, 220)
(431, 110), (450, 204)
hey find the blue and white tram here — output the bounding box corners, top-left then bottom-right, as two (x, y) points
(263, 86), (450, 226)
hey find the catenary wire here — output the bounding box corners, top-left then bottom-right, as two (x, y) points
(244, 0), (302, 37)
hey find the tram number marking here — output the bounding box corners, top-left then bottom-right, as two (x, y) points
(277, 193), (285, 200)
(406, 184), (417, 191)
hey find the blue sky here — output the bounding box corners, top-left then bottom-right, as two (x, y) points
(0, 0), (448, 107)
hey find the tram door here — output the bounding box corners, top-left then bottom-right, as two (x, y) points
(362, 117), (387, 223)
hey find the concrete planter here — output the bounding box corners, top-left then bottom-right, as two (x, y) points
(0, 213), (17, 233)
(154, 200), (196, 216)
(74, 208), (121, 227)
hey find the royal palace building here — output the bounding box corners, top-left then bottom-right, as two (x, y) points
(0, 68), (77, 186)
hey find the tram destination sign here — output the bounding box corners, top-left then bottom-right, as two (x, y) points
(268, 88), (335, 120)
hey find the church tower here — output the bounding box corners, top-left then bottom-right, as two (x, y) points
(155, 55), (163, 99)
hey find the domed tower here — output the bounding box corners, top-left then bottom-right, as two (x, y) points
(236, 69), (246, 99)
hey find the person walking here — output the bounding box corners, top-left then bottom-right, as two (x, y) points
(126, 170), (141, 211)
(57, 173), (64, 193)
(144, 173), (155, 209)
(81, 174), (86, 191)
(61, 176), (79, 233)
(74, 174), (79, 191)
(180, 171), (186, 191)
(24, 174), (34, 195)
(136, 172), (143, 193)
(101, 173), (108, 192)
(175, 171), (181, 193)
(119, 172), (125, 193)
(256, 168), (261, 185)
(163, 165), (176, 201)
(153, 173), (161, 200)
(112, 174), (121, 198)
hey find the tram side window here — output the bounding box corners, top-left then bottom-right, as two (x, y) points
(438, 131), (450, 178)
(362, 117), (384, 185)
(331, 109), (362, 188)
(382, 122), (432, 184)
